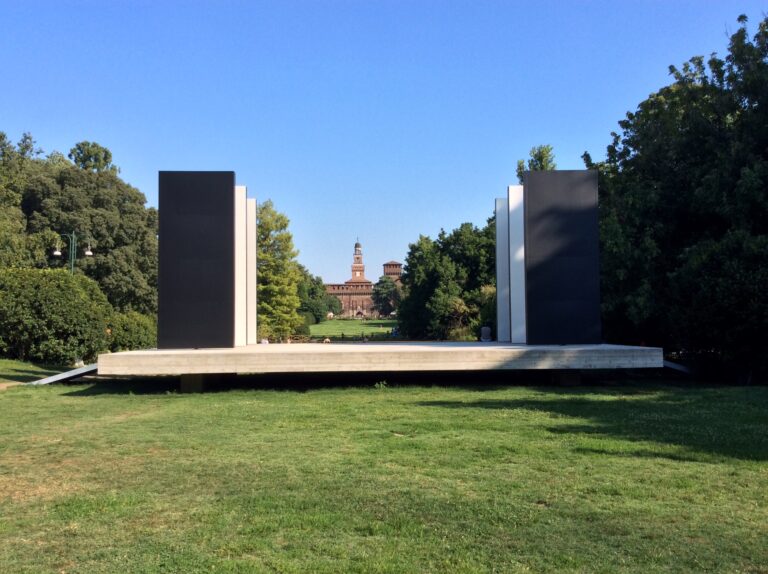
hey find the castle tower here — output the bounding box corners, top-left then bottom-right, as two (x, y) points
(382, 261), (403, 283)
(347, 240), (368, 283)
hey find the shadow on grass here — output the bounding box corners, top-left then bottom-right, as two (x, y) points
(63, 377), (181, 396)
(1, 365), (63, 383)
(417, 389), (768, 461)
(63, 370), (552, 396)
(62, 369), (692, 397)
(68, 371), (653, 396)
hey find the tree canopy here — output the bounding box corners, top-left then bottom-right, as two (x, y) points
(398, 220), (496, 340)
(297, 264), (342, 323)
(68, 141), (118, 173)
(0, 133), (158, 314)
(516, 145), (556, 183)
(372, 275), (400, 317)
(256, 200), (303, 340)
(585, 14), (768, 378)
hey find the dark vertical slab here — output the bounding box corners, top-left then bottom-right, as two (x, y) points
(524, 170), (601, 344)
(158, 171), (235, 348)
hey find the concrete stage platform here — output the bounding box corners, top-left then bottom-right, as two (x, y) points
(98, 342), (662, 377)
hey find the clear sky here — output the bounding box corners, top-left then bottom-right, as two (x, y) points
(2, 1), (764, 282)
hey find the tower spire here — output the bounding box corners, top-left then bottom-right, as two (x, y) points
(349, 238), (366, 282)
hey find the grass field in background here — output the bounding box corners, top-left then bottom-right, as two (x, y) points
(1, 379), (766, 572)
(310, 318), (397, 340)
(0, 358), (63, 384)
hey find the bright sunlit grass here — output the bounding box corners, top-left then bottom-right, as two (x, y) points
(1, 379), (766, 572)
(310, 319), (397, 340)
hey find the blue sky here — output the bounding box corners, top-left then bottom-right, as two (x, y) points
(2, 1), (764, 282)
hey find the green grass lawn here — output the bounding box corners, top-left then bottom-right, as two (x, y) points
(310, 319), (397, 340)
(1, 379), (766, 573)
(0, 358), (63, 384)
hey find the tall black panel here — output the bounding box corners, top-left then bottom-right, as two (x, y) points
(524, 170), (601, 344)
(158, 171), (235, 348)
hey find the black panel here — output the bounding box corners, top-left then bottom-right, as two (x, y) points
(158, 171), (235, 348)
(524, 170), (601, 344)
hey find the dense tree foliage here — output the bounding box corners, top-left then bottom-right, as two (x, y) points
(517, 144), (556, 183)
(398, 221), (496, 340)
(256, 200), (303, 340)
(297, 264), (342, 323)
(0, 133), (158, 314)
(585, 15), (768, 378)
(0, 269), (111, 364)
(68, 141), (118, 173)
(372, 275), (400, 316)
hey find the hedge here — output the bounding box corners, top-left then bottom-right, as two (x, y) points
(0, 268), (111, 364)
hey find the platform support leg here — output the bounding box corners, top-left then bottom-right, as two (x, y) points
(552, 370), (582, 386)
(180, 374), (206, 393)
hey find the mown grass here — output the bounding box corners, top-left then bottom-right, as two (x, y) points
(310, 319), (397, 340)
(0, 379), (766, 573)
(0, 358), (63, 384)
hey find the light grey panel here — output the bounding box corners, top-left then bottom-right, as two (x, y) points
(495, 197), (511, 342)
(507, 185), (527, 344)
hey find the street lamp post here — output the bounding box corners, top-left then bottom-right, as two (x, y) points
(53, 231), (93, 273)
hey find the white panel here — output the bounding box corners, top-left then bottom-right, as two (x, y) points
(234, 186), (247, 347)
(508, 185), (527, 343)
(495, 197), (511, 342)
(246, 198), (257, 345)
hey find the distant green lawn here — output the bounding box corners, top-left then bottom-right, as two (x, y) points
(1, 379), (766, 572)
(310, 318), (397, 340)
(0, 358), (63, 384)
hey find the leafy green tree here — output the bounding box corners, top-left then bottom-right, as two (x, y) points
(256, 200), (303, 340)
(68, 141), (118, 173)
(398, 218), (496, 340)
(516, 144), (556, 183)
(0, 133), (158, 313)
(0, 132), (52, 269)
(297, 264), (341, 323)
(372, 275), (400, 316)
(398, 236), (441, 339)
(586, 14), (768, 379)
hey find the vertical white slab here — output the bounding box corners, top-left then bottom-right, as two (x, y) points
(495, 197), (511, 342)
(508, 185), (527, 344)
(246, 198), (257, 345)
(234, 186), (247, 347)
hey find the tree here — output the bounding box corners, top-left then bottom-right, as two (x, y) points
(297, 264), (341, 323)
(256, 200), (303, 340)
(516, 144), (556, 183)
(0, 133), (158, 313)
(398, 217), (496, 340)
(68, 141), (118, 173)
(585, 15), (768, 379)
(372, 275), (399, 316)
(0, 132), (51, 269)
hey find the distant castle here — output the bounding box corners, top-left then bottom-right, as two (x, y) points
(325, 240), (402, 317)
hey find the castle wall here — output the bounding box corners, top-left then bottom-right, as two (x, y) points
(325, 283), (375, 317)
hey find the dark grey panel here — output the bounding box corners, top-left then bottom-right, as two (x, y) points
(524, 170), (601, 344)
(158, 171), (235, 349)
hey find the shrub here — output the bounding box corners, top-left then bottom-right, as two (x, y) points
(0, 269), (112, 365)
(294, 320), (311, 337)
(109, 311), (157, 351)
